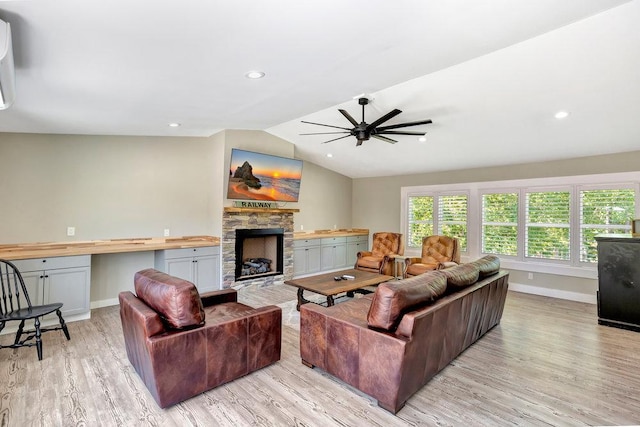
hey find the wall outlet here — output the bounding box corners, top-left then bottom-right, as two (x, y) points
(528, 272), (534, 280)
(300, 225), (304, 231)
(67, 226), (75, 236)
(164, 228), (170, 237)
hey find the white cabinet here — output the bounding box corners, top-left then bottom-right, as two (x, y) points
(293, 239), (321, 276)
(293, 234), (368, 277)
(346, 235), (369, 267)
(320, 237), (348, 270)
(11, 255), (91, 318)
(154, 246), (220, 292)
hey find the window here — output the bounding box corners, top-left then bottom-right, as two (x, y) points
(401, 172), (639, 278)
(579, 188), (635, 262)
(407, 196), (433, 248)
(525, 191), (571, 261)
(481, 192), (518, 256)
(406, 193), (468, 250)
(438, 194), (468, 251)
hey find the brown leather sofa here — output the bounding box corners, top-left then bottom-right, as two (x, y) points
(404, 235), (460, 278)
(355, 232), (403, 277)
(300, 255), (507, 414)
(119, 268), (282, 408)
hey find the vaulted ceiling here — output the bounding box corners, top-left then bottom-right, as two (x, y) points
(1, 1), (638, 178)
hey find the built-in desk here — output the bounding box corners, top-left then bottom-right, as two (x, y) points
(0, 236), (220, 330)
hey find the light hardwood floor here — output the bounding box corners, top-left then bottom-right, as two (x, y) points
(2, 285), (640, 426)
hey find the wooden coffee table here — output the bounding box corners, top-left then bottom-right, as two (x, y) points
(285, 268), (394, 310)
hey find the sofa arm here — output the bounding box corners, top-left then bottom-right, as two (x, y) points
(439, 261), (459, 269)
(200, 289), (238, 307)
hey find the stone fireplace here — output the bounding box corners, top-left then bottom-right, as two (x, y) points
(222, 207), (296, 289)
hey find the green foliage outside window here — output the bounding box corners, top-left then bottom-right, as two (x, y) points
(439, 195), (467, 251)
(580, 189), (635, 262)
(482, 193), (518, 256)
(408, 196), (433, 247)
(526, 191), (570, 260)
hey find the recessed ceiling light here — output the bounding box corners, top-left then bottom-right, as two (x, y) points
(418, 135), (427, 142)
(245, 71), (265, 79)
(168, 122), (181, 127)
(555, 111), (569, 119)
(326, 153), (333, 158)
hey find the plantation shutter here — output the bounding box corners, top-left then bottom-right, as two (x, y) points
(437, 194), (468, 251)
(481, 192), (518, 256)
(407, 195), (434, 248)
(579, 188), (635, 262)
(525, 191), (570, 260)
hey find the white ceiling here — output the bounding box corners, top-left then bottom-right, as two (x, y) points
(0, 0), (638, 178)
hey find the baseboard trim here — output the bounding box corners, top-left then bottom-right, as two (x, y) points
(91, 298), (119, 309)
(509, 282), (596, 304)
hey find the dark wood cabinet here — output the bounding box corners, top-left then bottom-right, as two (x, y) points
(595, 234), (640, 331)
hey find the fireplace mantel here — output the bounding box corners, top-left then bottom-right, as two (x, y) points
(223, 207), (300, 214)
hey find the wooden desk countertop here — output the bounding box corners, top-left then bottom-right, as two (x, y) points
(0, 235), (220, 260)
(293, 229), (369, 240)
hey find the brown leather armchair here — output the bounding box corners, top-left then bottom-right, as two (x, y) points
(404, 235), (460, 278)
(354, 232), (403, 277)
(119, 269), (281, 408)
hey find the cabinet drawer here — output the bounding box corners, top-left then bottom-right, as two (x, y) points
(12, 255), (91, 272)
(161, 246), (219, 259)
(293, 239), (320, 248)
(346, 235), (368, 243)
(320, 237), (346, 245)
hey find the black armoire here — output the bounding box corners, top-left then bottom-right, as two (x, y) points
(595, 234), (640, 332)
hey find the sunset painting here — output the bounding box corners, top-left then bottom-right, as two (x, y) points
(227, 149), (303, 202)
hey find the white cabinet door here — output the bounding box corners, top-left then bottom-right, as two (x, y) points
(306, 246), (321, 274)
(165, 257), (195, 283)
(16, 270), (43, 307)
(45, 266), (91, 317)
(293, 247), (308, 276)
(194, 254), (219, 293)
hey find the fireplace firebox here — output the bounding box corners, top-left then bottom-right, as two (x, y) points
(235, 228), (284, 281)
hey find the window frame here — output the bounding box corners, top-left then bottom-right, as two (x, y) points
(401, 172), (640, 279)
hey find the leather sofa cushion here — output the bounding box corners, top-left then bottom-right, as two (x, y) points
(367, 271), (447, 331)
(469, 255), (500, 277)
(442, 263), (480, 289)
(134, 268), (205, 329)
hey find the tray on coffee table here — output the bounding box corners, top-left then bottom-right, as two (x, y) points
(285, 268), (394, 310)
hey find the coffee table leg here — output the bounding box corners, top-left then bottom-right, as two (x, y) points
(297, 288), (311, 311)
(327, 295), (335, 307)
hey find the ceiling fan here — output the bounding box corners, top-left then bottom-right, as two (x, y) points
(300, 97), (432, 146)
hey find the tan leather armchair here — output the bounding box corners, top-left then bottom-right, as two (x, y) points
(355, 232), (403, 277)
(404, 235), (460, 278)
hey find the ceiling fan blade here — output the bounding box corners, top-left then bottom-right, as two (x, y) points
(376, 119), (433, 131)
(377, 130), (426, 136)
(301, 120), (352, 131)
(371, 134), (398, 144)
(300, 131), (350, 135)
(321, 134), (352, 144)
(338, 109), (359, 127)
(366, 109), (402, 131)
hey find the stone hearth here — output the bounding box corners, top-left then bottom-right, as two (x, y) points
(222, 208), (296, 289)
